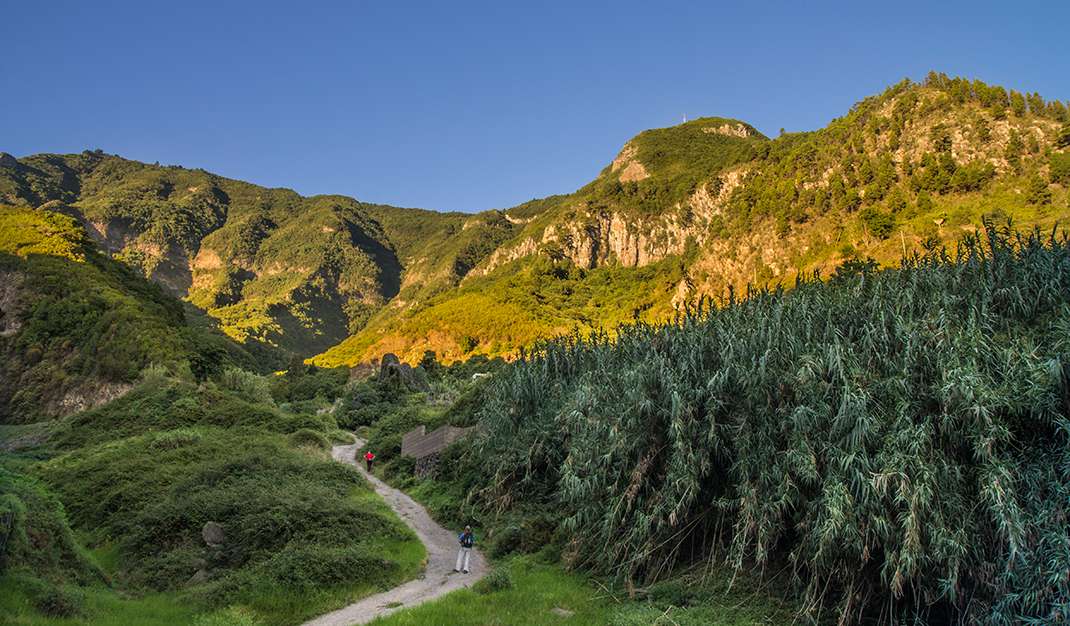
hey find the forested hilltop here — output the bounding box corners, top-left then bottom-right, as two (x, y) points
(319, 73), (1070, 364)
(3, 72), (1069, 373)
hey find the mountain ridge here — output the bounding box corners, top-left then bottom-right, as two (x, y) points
(3, 72), (1069, 370)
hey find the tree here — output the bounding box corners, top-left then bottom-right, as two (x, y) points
(1050, 153), (1070, 186)
(1057, 123), (1070, 149)
(1026, 176), (1052, 205)
(1005, 131), (1025, 172)
(886, 187), (908, 213)
(860, 206), (895, 239)
(1010, 90), (1027, 117)
(1027, 92), (1045, 115)
(930, 124), (953, 153)
(974, 116), (991, 143)
(419, 350), (439, 374)
(916, 191), (934, 213)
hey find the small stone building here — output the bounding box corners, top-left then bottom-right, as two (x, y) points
(401, 425), (474, 477)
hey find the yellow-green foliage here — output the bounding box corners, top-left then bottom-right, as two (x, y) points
(315, 75), (1070, 368)
(0, 206), (86, 261)
(314, 255), (686, 366)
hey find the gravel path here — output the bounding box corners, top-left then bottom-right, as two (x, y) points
(302, 440), (486, 626)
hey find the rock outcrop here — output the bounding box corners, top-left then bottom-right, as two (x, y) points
(202, 521), (225, 547)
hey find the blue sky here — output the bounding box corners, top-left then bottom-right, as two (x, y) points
(2, 1), (1068, 212)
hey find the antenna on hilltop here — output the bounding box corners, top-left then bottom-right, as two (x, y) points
(683, 113), (687, 123)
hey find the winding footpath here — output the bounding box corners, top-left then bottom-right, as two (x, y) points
(303, 440), (487, 626)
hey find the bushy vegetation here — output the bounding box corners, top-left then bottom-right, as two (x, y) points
(50, 377), (332, 449)
(581, 117), (765, 213)
(0, 206), (259, 422)
(0, 460), (103, 619)
(0, 368), (426, 626)
(340, 354), (501, 468)
(466, 227), (1070, 624)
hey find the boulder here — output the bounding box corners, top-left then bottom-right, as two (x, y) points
(378, 353), (431, 391)
(379, 353), (402, 378)
(349, 362), (376, 381)
(187, 569), (211, 585)
(202, 521), (225, 547)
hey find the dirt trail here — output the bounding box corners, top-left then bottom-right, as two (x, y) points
(302, 440), (486, 626)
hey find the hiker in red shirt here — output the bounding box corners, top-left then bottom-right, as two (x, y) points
(364, 450), (375, 472)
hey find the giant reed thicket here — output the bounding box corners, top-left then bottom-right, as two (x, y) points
(473, 225), (1070, 624)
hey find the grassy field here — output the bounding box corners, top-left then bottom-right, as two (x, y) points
(369, 556), (795, 626)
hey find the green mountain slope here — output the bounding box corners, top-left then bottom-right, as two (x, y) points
(0, 153), (523, 361)
(0, 206), (257, 421)
(317, 75), (1070, 364)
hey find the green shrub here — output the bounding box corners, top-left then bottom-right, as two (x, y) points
(289, 428), (330, 451)
(51, 378), (333, 449)
(489, 525), (523, 559)
(219, 368), (275, 406)
(859, 205), (895, 239)
(1050, 152), (1070, 185)
(36, 425), (418, 606)
(1026, 175), (1052, 204)
(645, 579), (712, 608)
(31, 582), (85, 617)
(150, 428), (203, 450)
(271, 364), (349, 404)
(0, 463), (101, 586)
(472, 567), (513, 594)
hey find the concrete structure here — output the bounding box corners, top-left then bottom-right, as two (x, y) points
(401, 425), (474, 477)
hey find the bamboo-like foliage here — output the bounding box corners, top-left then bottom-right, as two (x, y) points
(472, 224), (1070, 624)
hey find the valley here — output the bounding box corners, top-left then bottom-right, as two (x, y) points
(2, 72), (1070, 625)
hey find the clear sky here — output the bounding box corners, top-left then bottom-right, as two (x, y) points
(2, 1), (1068, 212)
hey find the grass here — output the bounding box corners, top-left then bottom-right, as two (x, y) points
(367, 557), (608, 626)
(0, 578), (199, 626)
(368, 556), (794, 626)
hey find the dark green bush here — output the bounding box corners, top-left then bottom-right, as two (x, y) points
(489, 525), (523, 559)
(289, 428), (330, 451)
(271, 364), (349, 404)
(31, 582), (85, 617)
(472, 567), (513, 594)
(646, 579), (712, 608)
